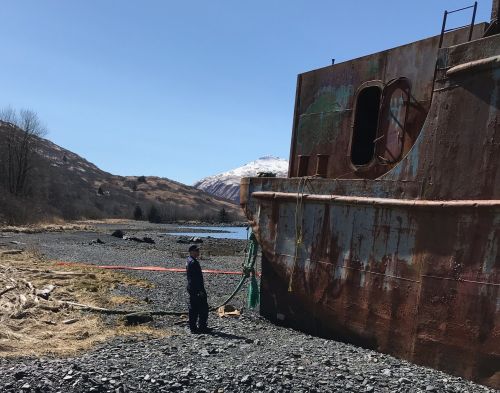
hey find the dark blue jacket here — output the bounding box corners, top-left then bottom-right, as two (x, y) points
(186, 256), (205, 295)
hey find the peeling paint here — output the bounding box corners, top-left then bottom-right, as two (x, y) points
(242, 25), (499, 390)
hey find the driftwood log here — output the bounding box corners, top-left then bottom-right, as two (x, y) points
(62, 301), (187, 316)
(1, 261), (187, 328)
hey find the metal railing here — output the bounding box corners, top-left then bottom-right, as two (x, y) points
(438, 2), (478, 48)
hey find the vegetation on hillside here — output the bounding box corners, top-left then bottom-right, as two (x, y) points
(0, 108), (243, 225)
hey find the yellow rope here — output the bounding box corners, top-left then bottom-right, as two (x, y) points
(286, 170), (365, 292)
(288, 176), (309, 292)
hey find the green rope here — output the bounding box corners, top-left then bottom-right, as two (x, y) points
(246, 232), (260, 309)
(71, 231), (261, 317)
(211, 230), (260, 310)
(247, 273), (260, 308)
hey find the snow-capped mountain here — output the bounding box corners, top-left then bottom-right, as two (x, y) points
(194, 156), (288, 203)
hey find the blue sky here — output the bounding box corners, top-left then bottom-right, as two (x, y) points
(0, 1), (493, 184)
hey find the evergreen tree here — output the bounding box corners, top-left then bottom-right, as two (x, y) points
(218, 207), (227, 223)
(148, 204), (161, 223)
(133, 205), (143, 220)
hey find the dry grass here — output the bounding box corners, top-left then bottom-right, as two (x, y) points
(109, 295), (139, 305)
(0, 223), (95, 234)
(75, 218), (133, 225)
(0, 251), (167, 358)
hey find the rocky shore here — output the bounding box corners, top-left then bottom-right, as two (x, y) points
(0, 222), (495, 393)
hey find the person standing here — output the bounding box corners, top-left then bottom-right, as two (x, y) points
(186, 245), (210, 333)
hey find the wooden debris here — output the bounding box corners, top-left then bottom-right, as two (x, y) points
(123, 312), (153, 326)
(38, 304), (61, 312)
(1, 250), (23, 255)
(0, 250), (167, 357)
(62, 318), (79, 325)
(0, 285), (17, 298)
(36, 284), (56, 300)
(217, 304), (241, 317)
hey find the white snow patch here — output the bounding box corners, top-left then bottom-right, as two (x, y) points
(194, 156), (288, 202)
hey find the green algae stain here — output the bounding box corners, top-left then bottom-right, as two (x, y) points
(296, 85), (353, 153)
(304, 85), (353, 115)
(368, 59), (380, 76)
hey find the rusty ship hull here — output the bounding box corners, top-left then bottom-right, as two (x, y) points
(241, 4), (500, 388)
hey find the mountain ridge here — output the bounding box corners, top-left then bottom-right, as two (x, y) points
(194, 156), (288, 202)
(0, 125), (243, 224)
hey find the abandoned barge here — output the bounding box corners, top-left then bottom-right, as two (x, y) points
(241, 2), (500, 388)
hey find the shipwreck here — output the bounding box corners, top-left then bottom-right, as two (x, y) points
(241, 1), (500, 388)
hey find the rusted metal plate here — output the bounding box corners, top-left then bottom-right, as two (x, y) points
(243, 189), (500, 387)
(377, 78), (410, 163)
(288, 24), (488, 181)
(241, 30), (500, 389)
(492, 0), (499, 22)
(386, 34), (500, 200)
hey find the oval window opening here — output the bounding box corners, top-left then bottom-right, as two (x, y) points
(350, 86), (381, 166)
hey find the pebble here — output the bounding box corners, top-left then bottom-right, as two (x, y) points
(0, 226), (494, 393)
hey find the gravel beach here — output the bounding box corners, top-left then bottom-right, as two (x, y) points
(0, 222), (496, 393)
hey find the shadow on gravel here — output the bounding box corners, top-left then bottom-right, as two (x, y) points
(206, 330), (247, 341)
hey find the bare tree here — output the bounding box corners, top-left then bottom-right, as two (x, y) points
(0, 107), (47, 196)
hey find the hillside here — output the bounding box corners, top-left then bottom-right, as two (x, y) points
(194, 156), (288, 202)
(0, 125), (243, 224)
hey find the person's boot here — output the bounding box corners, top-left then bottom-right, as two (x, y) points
(198, 326), (213, 333)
